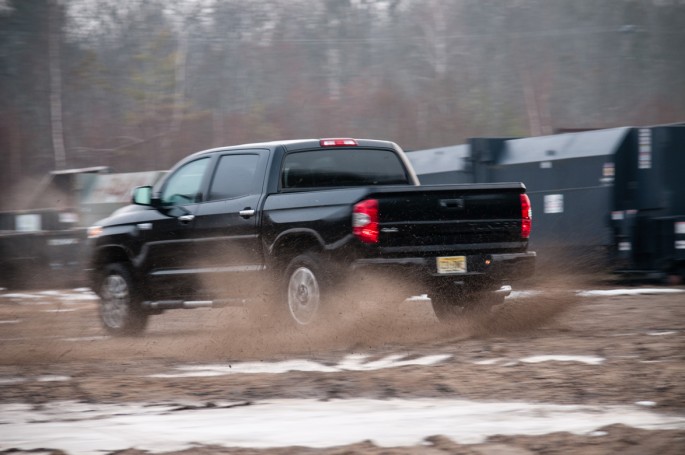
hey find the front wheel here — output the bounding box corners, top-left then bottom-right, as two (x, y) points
(98, 263), (148, 335)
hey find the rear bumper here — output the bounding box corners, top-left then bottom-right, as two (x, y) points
(351, 251), (536, 284)
(488, 252), (537, 281)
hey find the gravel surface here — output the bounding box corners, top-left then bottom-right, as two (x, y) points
(0, 275), (684, 454)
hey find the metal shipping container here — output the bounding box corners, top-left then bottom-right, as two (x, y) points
(612, 126), (685, 278)
(471, 128), (632, 268)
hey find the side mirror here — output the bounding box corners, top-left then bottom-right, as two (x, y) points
(131, 186), (153, 206)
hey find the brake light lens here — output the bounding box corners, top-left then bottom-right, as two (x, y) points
(353, 199), (379, 243)
(520, 193), (532, 238)
(320, 138), (358, 147)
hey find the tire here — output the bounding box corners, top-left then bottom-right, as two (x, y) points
(283, 253), (331, 326)
(97, 263), (148, 335)
(431, 288), (505, 322)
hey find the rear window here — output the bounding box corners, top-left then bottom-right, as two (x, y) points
(282, 148), (410, 189)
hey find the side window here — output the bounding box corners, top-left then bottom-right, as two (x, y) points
(161, 158), (210, 206)
(208, 154), (261, 201)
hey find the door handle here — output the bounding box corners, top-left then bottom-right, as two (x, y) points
(239, 209), (256, 219)
(439, 198), (465, 209)
(178, 214), (195, 223)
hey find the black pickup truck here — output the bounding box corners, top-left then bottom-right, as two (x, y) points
(87, 138), (535, 335)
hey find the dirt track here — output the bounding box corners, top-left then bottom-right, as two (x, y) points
(0, 276), (684, 454)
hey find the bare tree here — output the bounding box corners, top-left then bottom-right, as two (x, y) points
(2, 0), (683, 192)
(48, 0), (66, 169)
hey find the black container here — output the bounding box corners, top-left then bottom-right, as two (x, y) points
(406, 144), (472, 185)
(612, 126), (685, 277)
(383, 126), (685, 278)
(469, 128), (633, 270)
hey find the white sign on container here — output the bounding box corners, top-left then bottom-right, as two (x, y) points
(638, 128), (652, 170)
(15, 214), (41, 232)
(544, 194), (564, 214)
(675, 222), (685, 235)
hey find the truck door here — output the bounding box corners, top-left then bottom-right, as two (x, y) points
(190, 149), (269, 298)
(142, 156), (211, 294)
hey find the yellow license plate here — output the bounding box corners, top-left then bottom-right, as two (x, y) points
(436, 256), (467, 274)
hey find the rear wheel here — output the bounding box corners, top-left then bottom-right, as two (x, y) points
(283, 253), (331, 326)
(98, 263), (148, 335)
(431, 288), (505, 322)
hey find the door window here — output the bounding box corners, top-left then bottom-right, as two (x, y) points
(161, 157), (210, 206)
(208, 154), (261, 201)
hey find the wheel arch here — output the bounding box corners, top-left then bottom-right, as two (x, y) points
(268, 229), (325, 271)
(90, 245), (134, 283)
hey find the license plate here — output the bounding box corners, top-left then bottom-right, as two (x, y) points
(436, 256), (467, 274)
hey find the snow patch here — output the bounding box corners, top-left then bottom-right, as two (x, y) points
(507, 290), (542, 299)
(36, 375), (71, 382)
(521, 355), (605, 365)
(0, 375), (70, 384)
(473, 358), (518, 367)
(151, 353), (609, 379)
(577, 288), (684, 297)
(0, 289), (98, 303)
(1, 399), (683, 454)
(149, 353), (452, 378)
(498, 287), (683, 300)
(1, 293), (42, 300)
(63, 336), (110, 342)
(636, 401), (657, 407)
(475, 355), (605, 366)
(0, 351), (612, 386)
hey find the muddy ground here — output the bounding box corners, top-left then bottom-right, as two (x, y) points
(0, 274), (684, 454)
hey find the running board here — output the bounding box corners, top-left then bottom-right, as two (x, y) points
(142, 298), (246, 310)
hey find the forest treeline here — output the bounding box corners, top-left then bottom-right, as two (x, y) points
(1, 0), (684, 207)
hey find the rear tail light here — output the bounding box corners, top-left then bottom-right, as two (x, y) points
(320, 138), (358, 147)
(353, 199), (379, 243)
(520, 193), (532, 239)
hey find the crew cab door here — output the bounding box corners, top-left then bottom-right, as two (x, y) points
(142, 156), (211, 293)
(189, 149), (269, 297)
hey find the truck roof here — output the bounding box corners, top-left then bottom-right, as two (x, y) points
(189, 138), (400, 158)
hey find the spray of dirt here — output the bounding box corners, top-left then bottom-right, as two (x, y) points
(174, 268), (585, 362)
(466, 268), (592, 337)
(466, 288), (578, 338)
(0, 262), (591, 367)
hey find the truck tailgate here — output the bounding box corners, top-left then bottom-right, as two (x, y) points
(366, 183), (526, 251)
